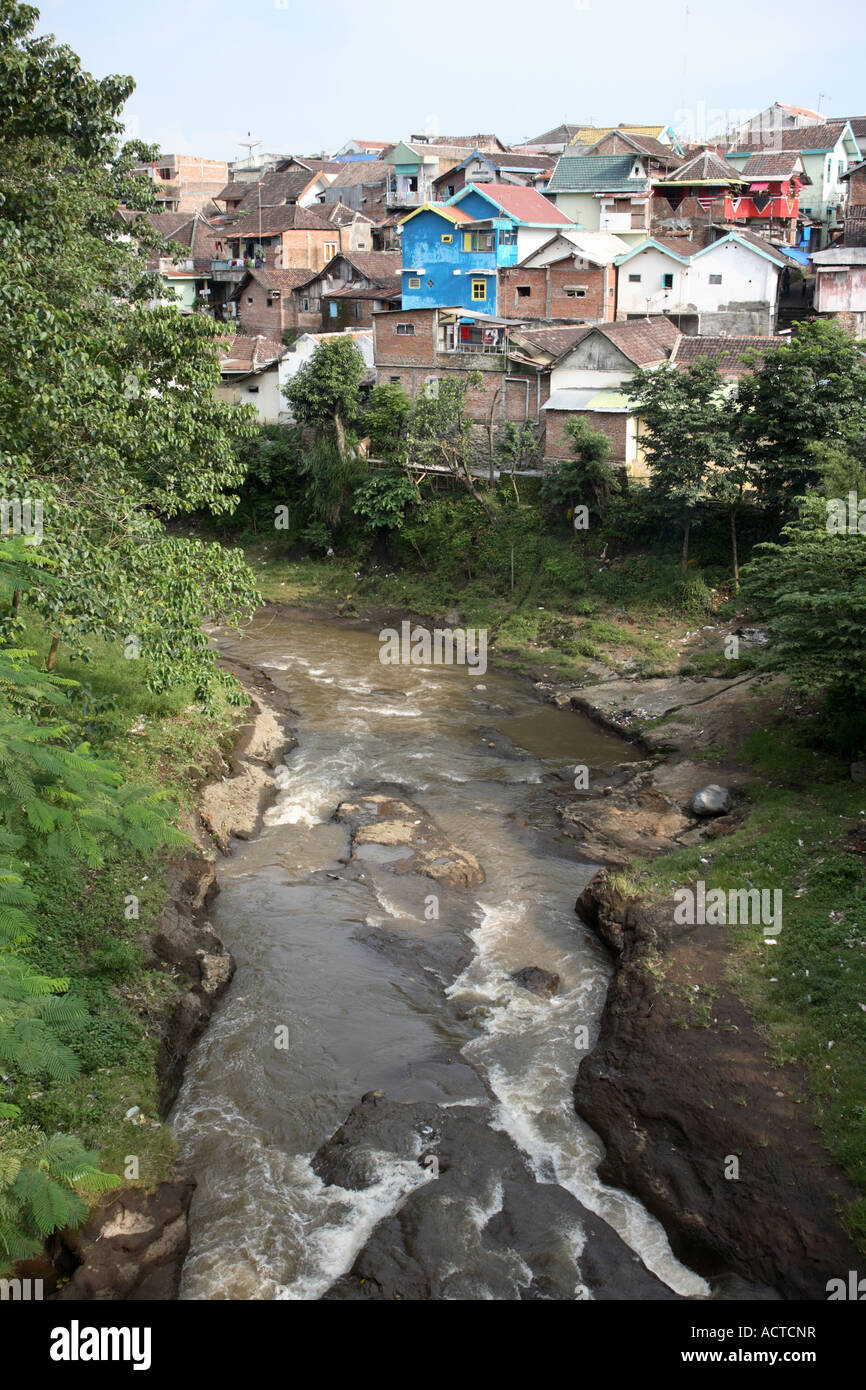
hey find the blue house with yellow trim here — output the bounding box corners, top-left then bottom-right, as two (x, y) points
(399, 182), (573, 315)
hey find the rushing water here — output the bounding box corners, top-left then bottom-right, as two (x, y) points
(172, 610), (707, 1301)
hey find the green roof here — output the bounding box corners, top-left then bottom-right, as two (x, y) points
(547, 154), (647, 194)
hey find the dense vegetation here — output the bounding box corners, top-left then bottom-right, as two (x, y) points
(0, 0), (259, 1265)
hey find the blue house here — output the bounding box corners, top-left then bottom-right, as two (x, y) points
(399, 182), (571, 315)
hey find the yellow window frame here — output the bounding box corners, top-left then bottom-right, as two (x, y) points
(441, 233), (453, 243)
(471, 279), (487, 301)
(408, 277), (421, 289)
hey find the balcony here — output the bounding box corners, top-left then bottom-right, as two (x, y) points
(210, 259), (249, 283)
(385, 182), (434, 209)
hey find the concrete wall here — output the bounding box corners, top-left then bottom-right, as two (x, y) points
(217, 366), (286, 425)
(615, 238), (778, 331)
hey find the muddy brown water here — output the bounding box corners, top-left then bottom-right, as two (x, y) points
(172, 610), (707, 1300)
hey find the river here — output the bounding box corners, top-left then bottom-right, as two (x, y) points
(172, 609), (708, 1301)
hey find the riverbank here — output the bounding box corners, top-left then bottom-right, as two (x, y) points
(553, 672), (866, 1296)
(7, 634), (299, 1298)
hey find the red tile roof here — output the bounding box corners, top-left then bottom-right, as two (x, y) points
(464, 182), (572, 224)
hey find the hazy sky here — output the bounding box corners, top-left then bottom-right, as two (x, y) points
(34, 0), (865, 160)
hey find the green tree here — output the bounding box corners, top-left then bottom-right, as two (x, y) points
(737, 321), (866, 508)
(405, 374), (498, 523)
(0, 0), (260, 700)
(741, 493), (866, 728)
(352, 472), (419, 532)
(362, 382), (412, 461)
(629, 359), (736, 574)
(540, 417), (618, 524)
(283, 336), (366, 460)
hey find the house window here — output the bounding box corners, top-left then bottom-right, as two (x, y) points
(390, 376), (400, 383)
(564, 287), (587, 298)
(629, 273), (641, 282)
(499, 228), (517, 245)
(708, 273), (722, 285)
(354, 301), (362, 319)
(516, 285), (531, 297)
(324, 242), (337, 260)
(662, 273), (674, 290)
(441, 233), (453, 243)
(266, 296), (273, 307)
(408, 277), (421, 289)
(396, 323), (415, 335)
(301, 297), (310, 311)
(463, 232), (495, 252)
(471, 279), (487, 301)
(247, 296), (254, 304)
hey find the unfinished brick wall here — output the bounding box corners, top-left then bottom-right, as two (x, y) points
(498, 262), (612, 321)
(237, 280), (286, 339)
(544, 408), (629, 464)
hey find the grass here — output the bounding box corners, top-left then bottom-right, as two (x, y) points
(7, 610), (246, 1193)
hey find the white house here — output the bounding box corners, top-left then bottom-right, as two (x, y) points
(216, 329), (374, 426)
(614, 231), (786, 334)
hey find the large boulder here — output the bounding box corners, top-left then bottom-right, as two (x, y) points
(691, 784), (733, 817)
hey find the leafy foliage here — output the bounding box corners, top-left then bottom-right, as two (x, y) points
(0, 0), (260, 700)
(352, 472), (419, 532)
(737, 321), (866, 507)
(540, 417), (618, 521)
(742, 493), (866, 720)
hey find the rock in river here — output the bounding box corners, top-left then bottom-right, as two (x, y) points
(511, 966), (560, 997)
(335, 791), (485, 889)
(691, 784), (733, 817)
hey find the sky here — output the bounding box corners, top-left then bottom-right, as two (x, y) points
(33, 0), (866, 161)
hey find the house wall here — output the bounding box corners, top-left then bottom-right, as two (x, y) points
(373, 308), (549, 455)
(846, 166), (866, 203)
(551, 191), (649, 243)
(615, 239), (779, 332)
(815, 265), (866, 313)
(216, 367), (286, 425)
(497, 260), (613, 320)
(237, 279), (291, 338)
(400, 209), (499, 314)
(544, 407), (637, 466)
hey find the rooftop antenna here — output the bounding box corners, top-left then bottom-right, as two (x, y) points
(239, 134), (263, 247)
(681, 5), (689, 114)
(817, 93), (829, 115)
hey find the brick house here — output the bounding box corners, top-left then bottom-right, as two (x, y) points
(232, 267), (320, 337)
(216, 203), (375, 277)
(498, 229), (629, 321)
(372, 305), (585, 461)
(133, 154), (229, 214)
(543, 319), (778, 475)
